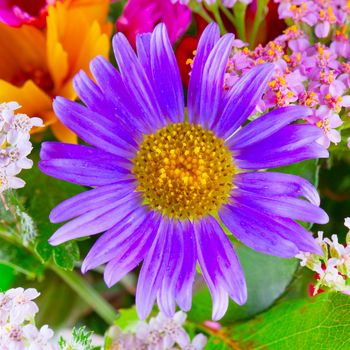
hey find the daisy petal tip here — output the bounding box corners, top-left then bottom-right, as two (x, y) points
(47, 236), (60, 247)
(321, 211), (330, 224)
(103, 274), (114, 289)
(136, 303), (149, 321)
(211, 309), (225, 322)
(80, 263), (89, 275)
(48, 211), (60, 224)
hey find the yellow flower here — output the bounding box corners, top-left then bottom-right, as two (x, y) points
(0, 0), (111, 143)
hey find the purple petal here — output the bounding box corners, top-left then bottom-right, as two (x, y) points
(198, 33), (234, 128)
(136, 218), (171, 320)
(175, 221), (196, 311)
(49, 181), (136, 223)
(194, 216), (247, 320)
(40, 142), (127, 162)
(53, 97), (136, 158)
(73, 70), (117, 121)
(219, 204), (299, 257)
(150, 24), (184, 123)
(157, 222), (182, 317)
(270, 217), (323, 255)
(39, 158), (130, 187)
(82, 208), (158, 273)
(214, 63), (274, 139)
(48, 192), (142, 246)
(136, 33), (152, 76)
(113, 32), (165, 129)
(40, 142), (131, 186)
(231, 189), (329, 224)
(228, 106), (312, 149)
(89, 56), (148, 136)
(234, 125), (329, 169)
(103, 212), (162, 287)
(234, 171), (320, 206)
(188, 23), (220, 124)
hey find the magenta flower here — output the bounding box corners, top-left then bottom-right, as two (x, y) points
(0, 0), (55, 28)
(116, 0), (191, 47)
(39, 23), (329, 321)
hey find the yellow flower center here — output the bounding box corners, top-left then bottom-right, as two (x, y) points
(132, 123), (236, 220)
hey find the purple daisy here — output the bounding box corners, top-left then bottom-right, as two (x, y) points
(39, 23), (329, 321)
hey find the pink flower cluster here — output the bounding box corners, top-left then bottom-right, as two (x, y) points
(277, 0), (349, 39)
(224, 1), (350, 148)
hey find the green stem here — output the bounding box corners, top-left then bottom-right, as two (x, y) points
(0, 228), (118, 325)
(50, 265), (118, 325)
(249, 0), (269, 48)
(232, 2), (247, 42)
(188, 1), (213, 24)
(207, 4), (227, 34)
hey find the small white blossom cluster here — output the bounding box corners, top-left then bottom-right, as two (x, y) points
(296, 218), (350, 295)
(109, 311), (207, 350)
(0, 102), (42, 194)
(0, 287), (57, 350)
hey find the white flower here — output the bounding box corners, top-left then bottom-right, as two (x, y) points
(0, 102), (42, 194)
(5, 288), (40, 325)
(315, 259), (346, 292)
(22, 324), (57, 350)
(0, 324), (25, 350)
(345, 218), (350, 230)
(183, 334), (207, 350)
(116, 311), (207, 349)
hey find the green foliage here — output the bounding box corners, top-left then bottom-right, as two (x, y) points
(0, 237), (44, 279)
(0, 264), (15, 291)
(28, 271), (88, 328)
(188, 244), (298, 324)
(114, 306), (140, 331)
(59, 326), (94, 350)
(315, 157), (350, 239)
(230, 293), (350, 349)
(18, 146), (85, 270)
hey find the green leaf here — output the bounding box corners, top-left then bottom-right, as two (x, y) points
(205, 335), (236, 350)
(188, 244), (298, 324)
(53, 242), (80, 271)
(114, 306), (140, 331)
(0, 264), (15, 291)
(231, 293), (350, 349)
(0, 238), (44, 279)
(18, 147), (85, 270)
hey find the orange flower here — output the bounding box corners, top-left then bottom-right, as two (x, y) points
(0, 0), (111, 143)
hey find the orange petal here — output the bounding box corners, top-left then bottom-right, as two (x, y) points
(51, 120), (78, 144)
(0, 80), (52, 119)
(0, 22), (47, 81)
(46, 4), (69, 92)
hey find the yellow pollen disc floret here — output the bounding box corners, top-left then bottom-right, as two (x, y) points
(132, 123), (236, 220)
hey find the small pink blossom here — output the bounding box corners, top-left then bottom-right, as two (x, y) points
(307, 106), (342, 148)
